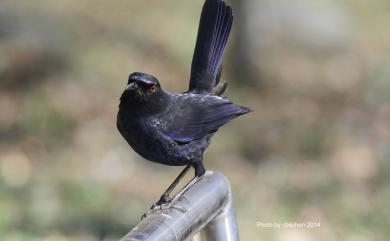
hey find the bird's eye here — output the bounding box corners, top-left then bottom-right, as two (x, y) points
(147, 85), (157, 93)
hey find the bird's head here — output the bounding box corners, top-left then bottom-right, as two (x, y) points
(121, 72), (162, 102)
(120, 72), (169, 115)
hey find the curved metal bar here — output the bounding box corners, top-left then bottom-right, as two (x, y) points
(119, 171), (239, 241)
(202, 195), (239, 241)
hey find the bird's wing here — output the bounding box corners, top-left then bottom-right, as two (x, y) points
(188, 0), (233, 93)
(161, 96), (250, 144)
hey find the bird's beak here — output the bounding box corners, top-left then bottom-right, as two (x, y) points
(126, 82), (137, 92)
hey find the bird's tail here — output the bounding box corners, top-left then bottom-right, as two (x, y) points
(212, 65), (227, 96)
(189, 0), (233, 94)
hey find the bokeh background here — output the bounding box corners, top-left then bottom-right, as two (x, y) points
(1, 0), (389, 240)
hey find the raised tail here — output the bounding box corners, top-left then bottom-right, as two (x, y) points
(188, 0), (233, 94)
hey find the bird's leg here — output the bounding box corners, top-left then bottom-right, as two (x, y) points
(142, 165), (191, 219)
(170, 162), (205, 203)
(142, 163), (205, 219)
(156, 165), (191, 205)
(194, 162), (205, 177)
(170, 176), (200, 204)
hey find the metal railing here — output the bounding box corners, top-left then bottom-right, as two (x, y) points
(118, 171), (239, 241)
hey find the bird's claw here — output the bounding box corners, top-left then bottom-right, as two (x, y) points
(141, 200), (187, 220)
(156, 194), (172, 206)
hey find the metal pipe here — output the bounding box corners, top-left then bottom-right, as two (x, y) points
(118, 171), (239, 241)
(201, 195), (239, 241)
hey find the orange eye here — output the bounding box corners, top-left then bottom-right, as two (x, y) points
(148, 85), (157, 93)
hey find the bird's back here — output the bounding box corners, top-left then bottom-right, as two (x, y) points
(157, 93), (250, 144)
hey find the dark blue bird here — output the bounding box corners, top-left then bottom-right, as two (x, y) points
(117, 0), (250, 211)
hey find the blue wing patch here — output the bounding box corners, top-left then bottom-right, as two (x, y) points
(162, 99), (250, 144)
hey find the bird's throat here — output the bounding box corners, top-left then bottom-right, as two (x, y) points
(119, 91), (170, 117)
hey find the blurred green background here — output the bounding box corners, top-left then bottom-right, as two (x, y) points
(1, 0), (389, 240)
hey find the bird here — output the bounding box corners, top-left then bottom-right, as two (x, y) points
(117, 0), (250, 214)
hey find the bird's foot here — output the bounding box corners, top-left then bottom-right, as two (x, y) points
(141, 175), (202, 220)
(141, 199), (187, 220)
(156, 193), (172, 206)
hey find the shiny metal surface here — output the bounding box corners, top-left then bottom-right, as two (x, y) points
(202, 195), (239, 241)
(119, 171), (239, 241)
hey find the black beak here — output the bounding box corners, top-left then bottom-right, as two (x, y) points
(126, 82), (138, 92)
(125, 82), (143, 100)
